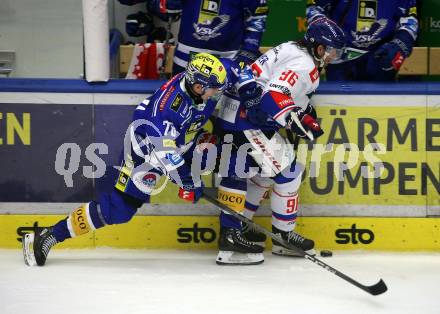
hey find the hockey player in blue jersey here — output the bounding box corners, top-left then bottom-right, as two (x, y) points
(22, 53), (258, 266)
(120, 0), (268, 73)
(213, 17), (346, 265)
(164, 0), (269, 74)
(306, 0), (418, 81)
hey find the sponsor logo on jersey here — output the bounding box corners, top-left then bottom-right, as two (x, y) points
(160, 86), (176, 111)
(218, 189), (245, 212)
(193, 15), (230, 41)
(270, 91), (294, 109)
(200, 0), (220, 16)
(357, 0), (377, 32)
(187, 115), (205, 134)
(141, 173), (157, 188)
(257, 55), (269, 66)
(352, 19), (387, 48)
(116, 170), (130, 192)
(163, 139), (177, 148)
(177, 223), (216, 243)
(194, 1), (228, 41)
(166, 153), (184, 166)
(269, 83), (291, 96)
(358, 0), (376, 19)
(309, 67), (319, 83)
(170, 94), (183, 112)
(335, 224), (375, 245)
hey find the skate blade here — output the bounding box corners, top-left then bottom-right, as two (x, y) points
(272, 244), (316, 257)
(23, 233), (37, 266)
(216, 250), (264, 265)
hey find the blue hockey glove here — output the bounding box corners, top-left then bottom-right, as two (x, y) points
(126, 11), (154, 37)
(374, 31), (414, 71)
(146, 0), (182, 22)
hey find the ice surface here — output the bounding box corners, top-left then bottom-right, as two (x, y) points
(1, 249), (439, 314)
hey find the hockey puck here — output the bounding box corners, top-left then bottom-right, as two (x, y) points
(320, 250), (333, 257)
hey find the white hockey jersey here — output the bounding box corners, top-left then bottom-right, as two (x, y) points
(217, 41), (320, 130)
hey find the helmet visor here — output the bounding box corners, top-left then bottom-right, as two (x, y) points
(325, 46), (345, 64)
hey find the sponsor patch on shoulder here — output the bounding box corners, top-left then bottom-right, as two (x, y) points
(171, 94), (184, 112)
(309, 67), (319, 83)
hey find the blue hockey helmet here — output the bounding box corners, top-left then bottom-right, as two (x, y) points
(304, 17), (347, 64)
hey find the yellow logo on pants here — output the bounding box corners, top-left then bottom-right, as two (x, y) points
(218, 189), (245, 213)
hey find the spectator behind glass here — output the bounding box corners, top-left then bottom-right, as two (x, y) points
(306, 0), (419, 81)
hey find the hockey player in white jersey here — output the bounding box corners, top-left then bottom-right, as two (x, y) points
(214, 17), (347, 265)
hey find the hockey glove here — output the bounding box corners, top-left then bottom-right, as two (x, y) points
(126, 11), (154, 37)
(286, 106), (323, 141)
(374, 31), (414, 71)
(146, 0), (182, 22)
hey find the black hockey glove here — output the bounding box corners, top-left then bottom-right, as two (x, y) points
(286, 105), (323, 141)
(126, 11), (154, 37)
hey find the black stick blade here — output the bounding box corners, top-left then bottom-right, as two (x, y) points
(367, 279), (388, 296)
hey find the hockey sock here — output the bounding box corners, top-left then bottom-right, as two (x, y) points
(52, 201), (105, 242)
(243, 176), (272, 219)
(218, 178), (246, 229)
(271, 183), (299, 232)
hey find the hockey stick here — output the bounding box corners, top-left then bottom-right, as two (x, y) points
(203, 187), (387, 296)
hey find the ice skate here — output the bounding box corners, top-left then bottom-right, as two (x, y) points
(23, 227), (58, 266)
(272, 226), (316, 257)
(242, 221), (266, 246)
(216, 227), (264, 265)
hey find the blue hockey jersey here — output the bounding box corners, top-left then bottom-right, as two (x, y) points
(173, 0), (268, 69)
(306, 0), (418, 62)
(132, 58), (250, 174)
